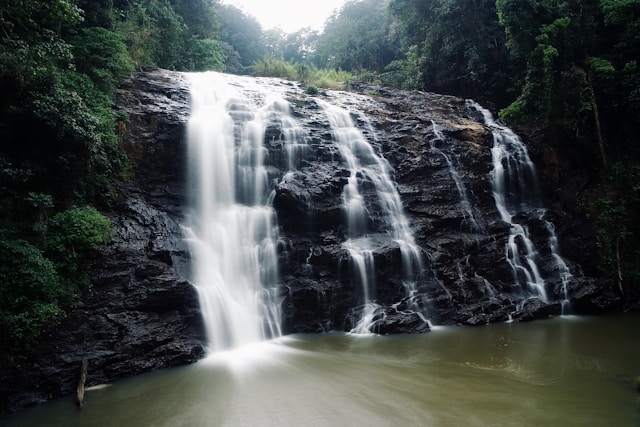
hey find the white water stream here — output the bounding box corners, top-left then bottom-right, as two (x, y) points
(430, 121), (482, 231)
(182, 72), (301, 352)
(469, 101), (572, 307)
(318, 99), (424, 333)
(181, 73), (573, 349)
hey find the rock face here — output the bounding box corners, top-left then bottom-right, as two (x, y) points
(0, 69), (623, 413)
(0, 70), (205, 414)
(272, 82), (621, 333)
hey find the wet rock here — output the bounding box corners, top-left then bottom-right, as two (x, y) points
(373, 309), (431, 335)
(115, 69), (190, 186)
(0, 189), (207, 413)
(512, 298), (562, 322)
(568, 279), (623, 314)
(1, 70), (617, 413)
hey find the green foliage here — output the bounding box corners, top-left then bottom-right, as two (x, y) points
(499, 99), (529, 123)
(5, 68), (125, 204)
(25, 192), (54, 244)
(183, 37), (225, 71)
(47, 206), (112, 255)
(0, 239), (66, 353)
(151, 0), (188, 69)
(218, 4), (265, 73)
(0, 206), (110, 354)
(117, 3), (158, 68)
(388, 0), (510, 99)
(73, 27), (134, 93)
(310, 68), (354, 90)
(595, 163), (640, 295)
(250, 57), (354, 90)
(493, 0), (640, 166)
(589, 57), (615, 76)
(0, 0), (83, 39)
(314, 0), (399, 73)
(264, 28), (319, 64)
(169, 0), (219, 39)
(45, 206), (111, 287)
(251, 56), (298, 80)
(113, 0), (224, 71)
(381, 45), (426, 90)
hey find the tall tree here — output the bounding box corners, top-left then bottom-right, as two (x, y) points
(217, 4), (264, 73)
(315, 0), (399, 73)
(388, 0), (510, 100)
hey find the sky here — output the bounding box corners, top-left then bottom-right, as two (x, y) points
(220, 0), (347, 33)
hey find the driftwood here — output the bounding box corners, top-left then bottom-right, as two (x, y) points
(76, 358), (88, 408)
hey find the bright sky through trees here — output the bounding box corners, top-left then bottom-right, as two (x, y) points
(221, 0), (347, 32)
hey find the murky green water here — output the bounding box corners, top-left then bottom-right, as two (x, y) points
(2, 314), (639, 426)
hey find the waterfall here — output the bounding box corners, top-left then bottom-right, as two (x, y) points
(545, 218), (573, 313)
(182, 72), (293, 352)
(430, 121), (482, 231)
(179, 71), (575, 345)
(318, 99), (424, 333)
(468, 100), (571, 307)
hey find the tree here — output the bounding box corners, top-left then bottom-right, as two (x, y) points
(388, 0), (510, 100)
(73, 27), (134, 93)
(169, 0), (220, 39)
(596, 163), (640, 298)
(315, 0), (399, 73)
(496, 0), (625, 169)
(217, 4), (264, 73)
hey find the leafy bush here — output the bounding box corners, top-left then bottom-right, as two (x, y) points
(251, 57), (298, 79)
(309, 68), (353, 90)
(46, 206), (111, 258)
(0, 206), (111, 355)
(7, 68), (127, 205)
(184, 37), (225, 71)
(45, 206), (111, 288)
(251, 57), (354, 90)
(72, 27), (134, 94)
(0, 239), (67, 353)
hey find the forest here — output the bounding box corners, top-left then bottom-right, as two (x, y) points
(0, 0), (638, 356)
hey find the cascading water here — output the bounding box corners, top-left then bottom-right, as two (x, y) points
(183, 71), (300, 352)
(181, 71), (575, 346)
(545, 219), (573, 312)
(468, 100), (572, 308)
(430, 121), (482, 231)
(317, 98), (424, 333)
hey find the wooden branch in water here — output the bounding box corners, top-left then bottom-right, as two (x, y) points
(76, 358), (88, 408)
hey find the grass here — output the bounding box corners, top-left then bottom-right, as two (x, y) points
(250, 57), (358, 91)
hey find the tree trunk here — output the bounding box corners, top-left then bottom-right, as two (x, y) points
(615, 235), (624, 297)
(587, 71), (607, 170)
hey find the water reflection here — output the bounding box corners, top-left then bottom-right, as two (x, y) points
(2, 314), (639, 427)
